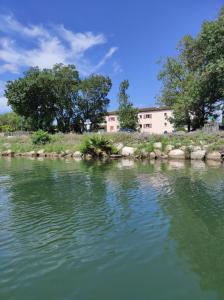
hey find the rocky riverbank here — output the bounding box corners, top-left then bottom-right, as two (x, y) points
(1, 131), (224, 162)
(1, 141), (224, 162)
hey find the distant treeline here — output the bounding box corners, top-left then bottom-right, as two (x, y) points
(5, 64), (112, 133)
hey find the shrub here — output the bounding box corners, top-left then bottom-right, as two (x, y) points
(80, 135), (117, 157)
(0, 125), (13, 132)
(32, 130), (51, 145)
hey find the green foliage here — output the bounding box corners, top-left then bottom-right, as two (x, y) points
(0, 112), (29, 132)
(52, 64), (80, 133)
(5, 65), (111, 133)
(32, 130), (51, 145)
(118, 80), (138, 130)
(80, 135), (117, 157)
(0, 125), (12, 132)
(77, 75), (112, 132)
(5, 67), (57, 131)
(158, 6), (224, 131)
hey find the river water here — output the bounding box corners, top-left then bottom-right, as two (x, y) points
(0, 158), (224, 300)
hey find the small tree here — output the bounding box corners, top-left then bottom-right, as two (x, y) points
(118, 80), (138, 130)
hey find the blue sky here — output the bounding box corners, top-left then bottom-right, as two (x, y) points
(0, 0), (223, 113)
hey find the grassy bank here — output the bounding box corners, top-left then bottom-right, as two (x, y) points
(0, 131), (224, 157)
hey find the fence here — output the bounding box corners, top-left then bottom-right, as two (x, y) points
(3, 131), (31, 137)
(203, 123), (220, 133)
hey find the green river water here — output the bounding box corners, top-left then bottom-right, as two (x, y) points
(0, 158), (224, 300)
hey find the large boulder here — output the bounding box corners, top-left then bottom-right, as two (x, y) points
(206, 151), (221, 161)
(153, 142), (162, 150)
(168, 149), (185, 159)
(191, 150), (206, 160)
(114, 143), (124, 152)
(65, 149), (72, 155)
(192, 146), (201, 152)
(149, 152), (156, 159)
(28, 151), (37, 157)
(139, 149), (149, 158)
(60, 151), (66, 157)
(161, 153), (168, 159)
(85, 154), (93, 160)
(2, 149), (15, 157)
(164, 144), (173, 153)
(51, 152), (59, 158)
(37, 149), (45, 157)
(73, 151), (82, 158)
(154, 149), (162, 158)
(121, 146), (136, 156)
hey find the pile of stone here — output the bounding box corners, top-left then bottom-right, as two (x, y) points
(1, 143), (224, 162)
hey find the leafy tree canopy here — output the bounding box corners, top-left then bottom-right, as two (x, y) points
(158, 6), (224, 131)
(77, 75), (112, 132)
(5, 65), (112, 133)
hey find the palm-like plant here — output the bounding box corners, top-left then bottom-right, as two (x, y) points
(80, 135), (117, 157)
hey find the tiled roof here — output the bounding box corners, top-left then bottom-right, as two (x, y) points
(107, 106), (171, 115)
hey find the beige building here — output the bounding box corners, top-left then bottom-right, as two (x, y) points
(105, 107), (173, 134)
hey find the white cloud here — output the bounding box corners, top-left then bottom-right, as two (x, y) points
(0, 14), (118, 76)
(58, 25), (106, 56)
(94, 47), (118, 71)
(112, 61), (123, 74)
(0, 14), (50, 38)
(0, 96), (10, 113)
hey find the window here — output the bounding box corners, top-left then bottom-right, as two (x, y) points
(117, 125), (119, 129)
(164, 112), (167, 117)
(145, 124), (152, 128)
(146, 114), (152, 119)
(110, 126), (114, 131)
(109, 117), (115, 122)
(139, 124), (142, 128)
(164, 122), (167, 126)
(139, 115), (142, 118)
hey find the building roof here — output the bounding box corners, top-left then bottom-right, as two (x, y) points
(107, 106), (171, 115)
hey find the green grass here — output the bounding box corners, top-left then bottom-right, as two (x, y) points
(0, 131), (224, 155)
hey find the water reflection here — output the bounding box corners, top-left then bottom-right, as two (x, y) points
(0, 158), (224, 299)
(159, 165), (224, 299)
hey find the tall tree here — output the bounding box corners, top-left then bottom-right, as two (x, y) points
(76, 75), (112, 132)
(118, 80), (138, 130)
(5, 67), (57, 131)
(52, 64), (80, 132)
(5, 64), (80, 132)
(158, 7), (224, 131)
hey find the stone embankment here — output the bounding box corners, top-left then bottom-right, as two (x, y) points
(1, 142), (224, 162)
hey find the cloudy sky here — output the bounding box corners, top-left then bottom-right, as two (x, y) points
(0, 0), (223, 113)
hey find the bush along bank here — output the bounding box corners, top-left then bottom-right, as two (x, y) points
(1, 133), (224, 162)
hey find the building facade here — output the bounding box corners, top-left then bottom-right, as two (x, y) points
(105, 107), (173, 134)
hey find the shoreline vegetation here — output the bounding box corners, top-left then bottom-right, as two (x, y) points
(0, 131), (224, 162)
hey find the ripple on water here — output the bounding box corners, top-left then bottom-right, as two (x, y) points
(1, 159), (224, 299)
